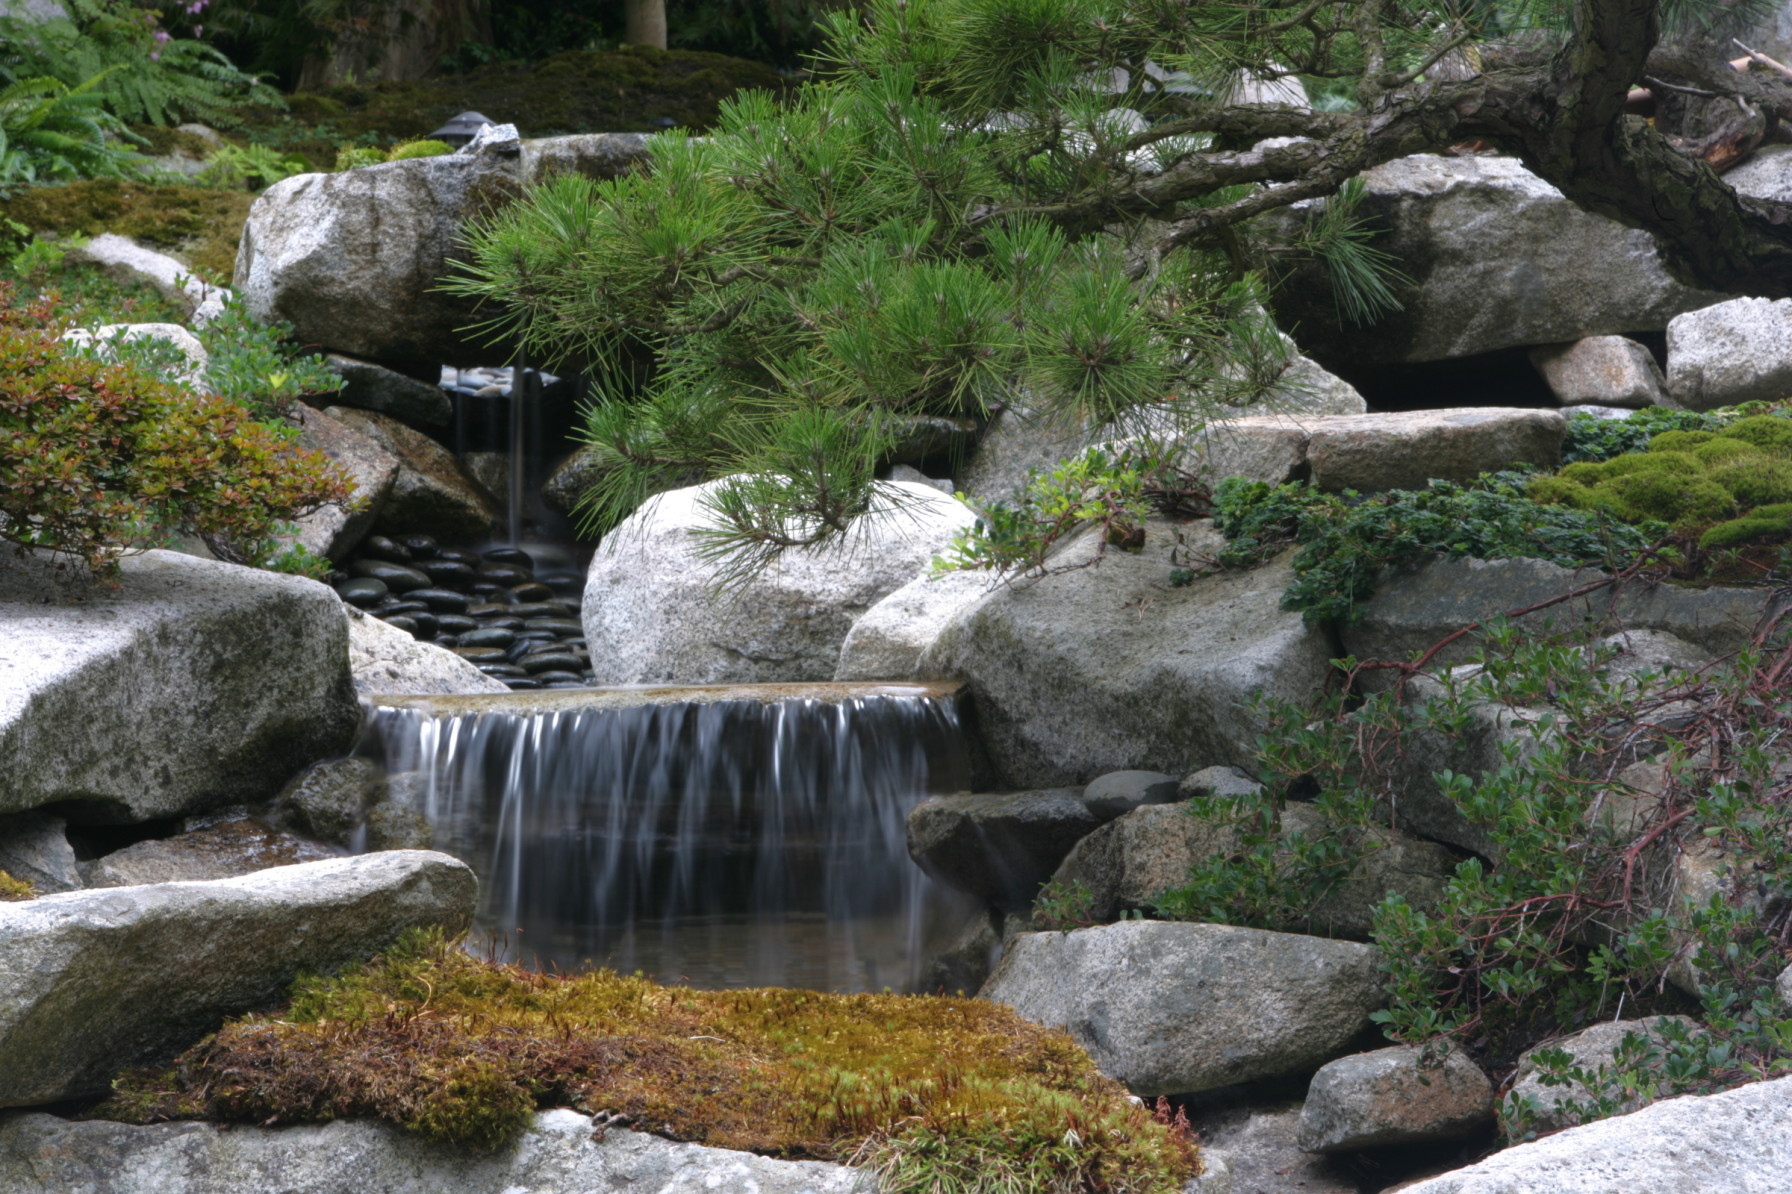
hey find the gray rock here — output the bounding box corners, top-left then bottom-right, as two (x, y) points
(59, 322), (209, 391)
(1529, 336), (1668, 408)
(1666, 296), (1792, 410)
(323, 407), (500, 540)
(1080, 770), (1181, 819)
(542, 445), (608, 516)
(583, 479), (975, 684)
(1052, 801), (1455, 933)
(1304, 408), (1565, 492)
(1341, 557), (1774, 676)
(323, 354), (453, 428)
(834, 569), (993, 682)
(919, 520), (1335, 787)
(1503, 1016), (1702, 1135)
(272, 757), (387, 844)
(1189, 1100), (1358, 1194)
(1181, 415), (1312, 488)
(1297, 1045), (1494, 1152)
(0, 1109), (863, 1194)
(1180, 765), (1264, 800)
(921, 910), (1002, 996)
(957, 406), (1088, 504)
(285, 404), (398, 562)
(0, 550), (360, 822)
(980, 921), (1384, 1095)
(1777, 962), (1792, 1012)
(1720, 143), (1792, 201)
(459, 450), (510, 508)
(1267, 154), (1723, 367)
(345, 607), (508, 697)
(236, 135), (652, 372)
(362, 802), (435, 851)
(0, 851), (475, 1106)
(907, 789), (1100, 908)
(887, 463), (953, 493)
(1403, 1072), (1792, 1194)
(0, 812), (79, 895)
(79, 819), (340, 888)
(65, 234), (222, 322)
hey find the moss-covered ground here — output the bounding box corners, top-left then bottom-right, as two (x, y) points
(0, 869), (32, 900)
(1530, 410), (1792, 560)
(234, 46), (793, 166)
(0, 179), (253, 286)
(101, 929), (1197, 1193)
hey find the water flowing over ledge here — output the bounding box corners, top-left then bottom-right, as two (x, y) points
(359, 683), (975, 992)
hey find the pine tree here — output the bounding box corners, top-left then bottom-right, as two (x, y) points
(452, 0), (1792, 569)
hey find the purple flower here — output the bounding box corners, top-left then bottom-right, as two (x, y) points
(186, 0), (207, 12)
(154, 29), (170, 43)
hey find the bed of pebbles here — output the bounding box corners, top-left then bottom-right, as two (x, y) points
(328, 535), (593, 690)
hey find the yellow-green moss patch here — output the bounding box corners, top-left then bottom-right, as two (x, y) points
(0, 180), (254, 285)
(0, 869), (34, 900)
(101, 930), (1197, 1192)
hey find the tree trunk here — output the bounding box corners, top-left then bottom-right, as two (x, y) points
(625, 0), (668, 50)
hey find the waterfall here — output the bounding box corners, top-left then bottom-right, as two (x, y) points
(359, 684), (975, 992)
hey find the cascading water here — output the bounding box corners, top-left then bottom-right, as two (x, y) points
(359, 683), (975, 992)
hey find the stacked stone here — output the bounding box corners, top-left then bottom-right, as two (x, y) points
(330, 536), (592, 690)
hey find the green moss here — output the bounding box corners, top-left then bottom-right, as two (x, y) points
(386, 139), (451, 162)
(1601, 472), (1735, 527)
(0, 180), (254, 286)
(128, 124), (219, 159)
(1719, 414), (1792, 452)
(1526, 474), (1596, 508)
(232, 46), (793, 165)
(1645, 429), (1718, 453)
(1599, 450), (1700, 478)
(101, 930), (1198, 1192)
(1689, 437), (1767, 466)
(332, 146), (386, 171)
(1709, 458), (1792, 507)
(0, 869), (33, 900)
(1700, 503), (1792, 550)
(1558, 461), (1609, 485)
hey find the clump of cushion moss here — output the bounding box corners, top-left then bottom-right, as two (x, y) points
(0, 869), (32, 900)
(1531, 412), (1792, 542)
(101, 929), (1198, 1193)
(0, 179), (254, 285)
(385, 139), (452, 162)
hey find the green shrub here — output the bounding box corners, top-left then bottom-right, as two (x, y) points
(0, 285), (353, 572)
(332, 146), (386, 171)
(0, 74), (143, 196)
(1211, 475), (1655, 623)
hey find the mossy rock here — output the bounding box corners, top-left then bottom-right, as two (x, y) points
(0, 869), (32, 900)
(233, 46), (793, 165)
(127, 124), (220, 159)
(1701, 502), (1792, 550)
(102, 929), (1199, 1191)
(1645, 429), (1718, 453)
(1721, 414), (1792, 452)
(1709, 457), (1792, 507)
(0, 179), (253, 286)
(1689, 436), (1767, 466)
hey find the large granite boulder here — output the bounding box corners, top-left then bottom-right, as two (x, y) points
(906, 789), (1102, 908)
(345, 606), (508, 696)
(236, 134), (652, 373)
(583, 479), (976, 684)
(0, 550), (360, 822)
(1267, 153), (1723, 367)
(1529, 335), (1668, 408)
(1051, 800), (1456, 933)
(834, 569), (993, 681)
(285, 404), (398, 561)
(1341, 557), (1772, 674)
(1297, 1045), (1494, 1152)
(980, 920), (1384, 1095)
(1502, 1016), (1703, 1135)
(323, 407), (500, 541)
(919, 520), (1335, 787)
(1401, 1073), (1792, 1193)
(78, 820), (340, 889)
(0, 851), (475, 1106)
(1666, 296), (1792, 410)
(0, 1110), (861, 1194)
